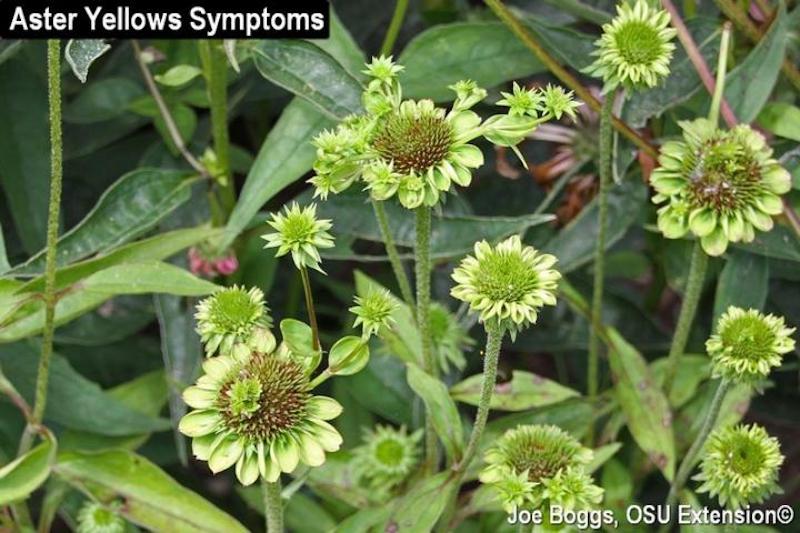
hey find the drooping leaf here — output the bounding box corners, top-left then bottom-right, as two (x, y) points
(451, 370), (579, 411)
(65, 39), (111, 83)
(724, 4), (788, 123)
(55, 449), (248, 532)
(0, 342), (169, 435)
(399, 22), (545, 101)
(406, 363), (463, 462)
(606, 329), (675, 480)
(251, 40), (363, 120)
(713, 250), (769, 322)
(0, 432), (56, 505)
(10, 169), (197, 276)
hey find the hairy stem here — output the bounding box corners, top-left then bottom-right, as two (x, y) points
(661, 379), (730, 531)
(372, 199), (416, 314)
(708, 23), (732, 127)
(483, 0), (658, 158)
(199, 40), (236, 218)
(380, 0), (410, 55)
(132, 40), (207, 176)
(586, 93), (614, 443)
(415, 206), (438, 471)
(262, 479), (284, 532)
(662, 241), (708, 394)
(299, 267), (320, 352)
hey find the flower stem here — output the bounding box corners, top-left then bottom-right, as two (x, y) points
(586, 93), (614, 444)
(708, 23), (732, 127)
(415, 206), (438, 471)
(262, 479), (284, 532)
(482, 0), (658, 158)
(661, 379), (730, 532)
(372, 199), (416, 314)
(299, 266), (320, 352)
(662, 241), (708, 395)
(456, 320), (504, 473)
(379, 0), (410, 56)
(198, 40), (236, 219)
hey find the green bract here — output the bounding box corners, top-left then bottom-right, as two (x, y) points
(585, 0), (676, 91)
(352, 425), (422, 498)
(195, 286), (275, 357)
(350, 289), (397, 339)
(179, 345), (343, 486)
(450, 235), (560, 337)
(706, 307), (795, 386)
(694, 424), (783, 509)
(262, 202), (335, 273)
(479, 424), (600, 513)
(651, 119), (792, 256)
(76, 501), (125, 533)
(309, 56), (577, 209)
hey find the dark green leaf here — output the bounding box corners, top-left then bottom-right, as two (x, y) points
(385, 472), (455, 532)
(406, 363), (463, 462)
(757, 102), (800, 142)
(346, 353), (414, 425)
(736, 225), (800, 262)
(252, 40), (363, 120)
(523, 17), (597, 71)
(55, 449), (248, 532)
(713, 250), (769, 322)
(65, 39), (111, 83)
(451, 370), (579, 411)
(64, 78), (145, 124)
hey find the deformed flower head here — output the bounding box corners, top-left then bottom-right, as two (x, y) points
(179, 347), (344, 485)
(352, 425), (422, 495)
(195, 286), (274, 357)
(429, 302), (472, 373)
(350, 289), (397, 339)
(540, 85), (581, 120)
(262, 202), (335, 272)
(541, 466), (604, 510)
(706, 307), (795, 386)
(694, 424), (783, 509)
(451, 235), (560, 336)
(363, 55), (404, 84)
(585, 0), (676, 91)
(479, 424), (597, 512)
(498, 82), (544, 117)
(76, 501), (125, 533)
(651, 119), (792, 256)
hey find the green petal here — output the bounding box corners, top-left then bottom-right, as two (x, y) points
(762, 166), (791, 194)
(308, 396), (343, 420)
(755, 194), (783, 216)
(689, 208), (717, 237)
(272, 436), (300, 473)
(178, 410), (220, 437)
(191, 434), (217, 461)
(298, 432), (326, 467)
(657, 209), (688, 239)
(745, 208), (774, 232)
(182, 386), (216, 409)
(701, 229), (729, 256)
(451, 144), (484, 168)
(235, 451), (260, 486)
(208, 437), (244, 473)
(311, 420), (344, 452)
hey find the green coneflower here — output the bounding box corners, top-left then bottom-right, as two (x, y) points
(76, 501), (125, 533)
(179, 348), (343, 485)
(195, 286), (274, 357)
(584, 0), (676, 91)
(651, 119), (792, 256)
(350, 289), (397, 339)
(706, 307), (795, 386)
(694, 424), (783, 509)
(262, 202), (335, 272)
(451, 235), (561, 338)
(429, 302), (472, 373)
(352, 425), (422, 496)
(479, 424), (597, 512)
(541, 466), (604, 510)
(309, 56), (578, 209)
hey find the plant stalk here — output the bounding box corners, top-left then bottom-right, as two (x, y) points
(372, 199), (416, 314)
(708, 23), (732, 128)
(482, 0), (658, 158)
(662, 241), (708, 394)
(380, 0), (410, 55)
(586, 93), (614, 443)
(415, 206), (438, 471)
(262, 479), (284, 532)
(661, 379), (730, 532)
(299, 266), (320, 352)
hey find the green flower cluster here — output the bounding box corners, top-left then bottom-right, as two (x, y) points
(309, 57), (578, 209)
(76, 501), (125, 533)
(262, 202), (335, 272)
(352, 425), (422, 499)
(479, 424), (602, 513)
(350, 289), (397, 339)
(195, 286), (274, 357)
(651, 119), (792, 256)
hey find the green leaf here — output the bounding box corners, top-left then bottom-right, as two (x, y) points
(221, 98), (333, 249)
(0, 342), (169, 435)
(522, 17), (597, 71)
(651, 355), (710, 409)
(544, 179), (647, 273)
(674, 381), (751, 453)
(345, 353), (414, 425)
(0, 221), (10, 273)
(0, 52), (49, 253)
(451, 370), (579, 411)
(736, 225), (800, 262)
(10, 169), (197, 276)
(55, 449), (248, 532)
(308, 8), (365, 77)
(400, 22), (544, 101)
(757, 102), (800, 142)
(606, 329), (675, 480)
(65, 39), (111, 83)
(586, 442), (622, 474)
(252, 40), (363, 120)
(154, 65), (203, 87)
(406, 363), (463, 461)
(0, 432), (56, 505)
(724, 4), (788, 123)
(63, 78), (145, 125)
(713, 250), (768, 322)
(281, 319), (321, 375)
(327, 336), (369, 376)
(385, 472), (455, 532)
